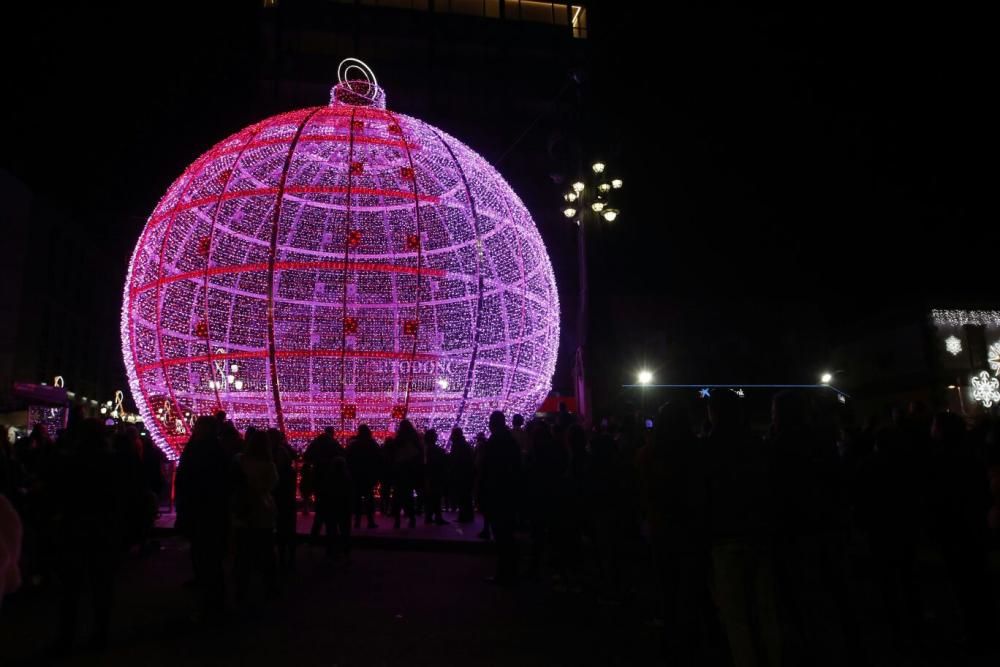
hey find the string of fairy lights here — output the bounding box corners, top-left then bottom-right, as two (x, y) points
(122, 59), (560, 459)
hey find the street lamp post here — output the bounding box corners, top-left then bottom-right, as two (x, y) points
(561, 162), (623, 423)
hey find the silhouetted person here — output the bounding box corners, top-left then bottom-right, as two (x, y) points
(988, 423), (1000, 539)
(585, 432), (624, 601)
(175, 416), (230, 621)
(615, 414), (644, 541)
(480, 411), (521, 585)
(567, 423), (588, 480)
(705, 389), (781, 667)
(303, 427), (344, 541)
(550, 423), (587, 591)
(51, 419), (125, 653)
(12, 424), (57, 593)
(769, 390), (859, 666)
(320, 457), (353, 561)
(15, 424), (52, 478)
(267, 429), (297, 572)
(855, 426), (921, 652)
(0, 434), (17, 499)
(140, 434), (166, 511)
(379, 436), (395, 516)
(219, 420), (244, 459)
(557, 401), (574, 428)
(391, 421), (421, 529)
(511, 414), (530, 529)
(637, 402), (708, 663)
(526, 420), (568, 579)
(232, 430), (278, 603)
(474, 431), (491, 540)
(0, 490), (22, 608)
(422, 429), (449, 525)
(112, 426), (158, 555)
(347, 424), (381, 529)
(448, 428), (475, 523)
(511, 414), (529, 456)
(927, 412), (995, 650)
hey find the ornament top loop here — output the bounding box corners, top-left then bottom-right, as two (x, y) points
(332, 57), (385, 109)
(338, 58), (377, 90)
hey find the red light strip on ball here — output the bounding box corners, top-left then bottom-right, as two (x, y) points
(134, 348), (441, 374)
(131, 260), (446, 296)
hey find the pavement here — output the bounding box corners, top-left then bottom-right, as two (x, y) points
(0, 527), (663, 667)
(2, 514), (1000, 666)
(154, 509), (491, 553)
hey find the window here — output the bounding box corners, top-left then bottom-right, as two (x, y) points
(504, 2), (588, 38)
(520, 1), (555, 24)
(571, 4), (587, 38)
(362, 1), (430, 8)
(448, 0), (488, 16)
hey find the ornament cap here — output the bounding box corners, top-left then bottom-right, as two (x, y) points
(331, 57), (386, 109)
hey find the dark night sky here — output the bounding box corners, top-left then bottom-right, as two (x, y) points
(0, 2), (992, 408)
(582, 4), (992, 402)
(599, 5), (989, 301)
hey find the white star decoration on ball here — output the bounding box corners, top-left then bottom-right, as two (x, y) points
(988, 341), (1000, 376)
(945, 335), (962, 356)
(971, 371), (1000, 408)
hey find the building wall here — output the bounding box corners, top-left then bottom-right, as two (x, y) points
(0, 171), (32, 411)
(0, 173), (118, 408)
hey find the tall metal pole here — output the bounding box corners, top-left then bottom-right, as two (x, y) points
(574, 204), (588, 422)
(571, 71), (588, 425)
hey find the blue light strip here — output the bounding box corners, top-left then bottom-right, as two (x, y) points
(622, 383), (851, 398)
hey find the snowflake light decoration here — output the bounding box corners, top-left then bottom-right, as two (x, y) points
(989, 341), (1000, 376)
(945, 335), (962, 357)
(971, 371), (1000, 408)
(121, 60), (559, 459)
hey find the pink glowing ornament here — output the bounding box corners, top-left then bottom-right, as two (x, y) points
(122, 59), (560, 459)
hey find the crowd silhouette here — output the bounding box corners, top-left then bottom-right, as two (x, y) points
(1, 393), (999, 664)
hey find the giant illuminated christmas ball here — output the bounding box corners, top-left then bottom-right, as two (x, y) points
(122, 62), (559, 459)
